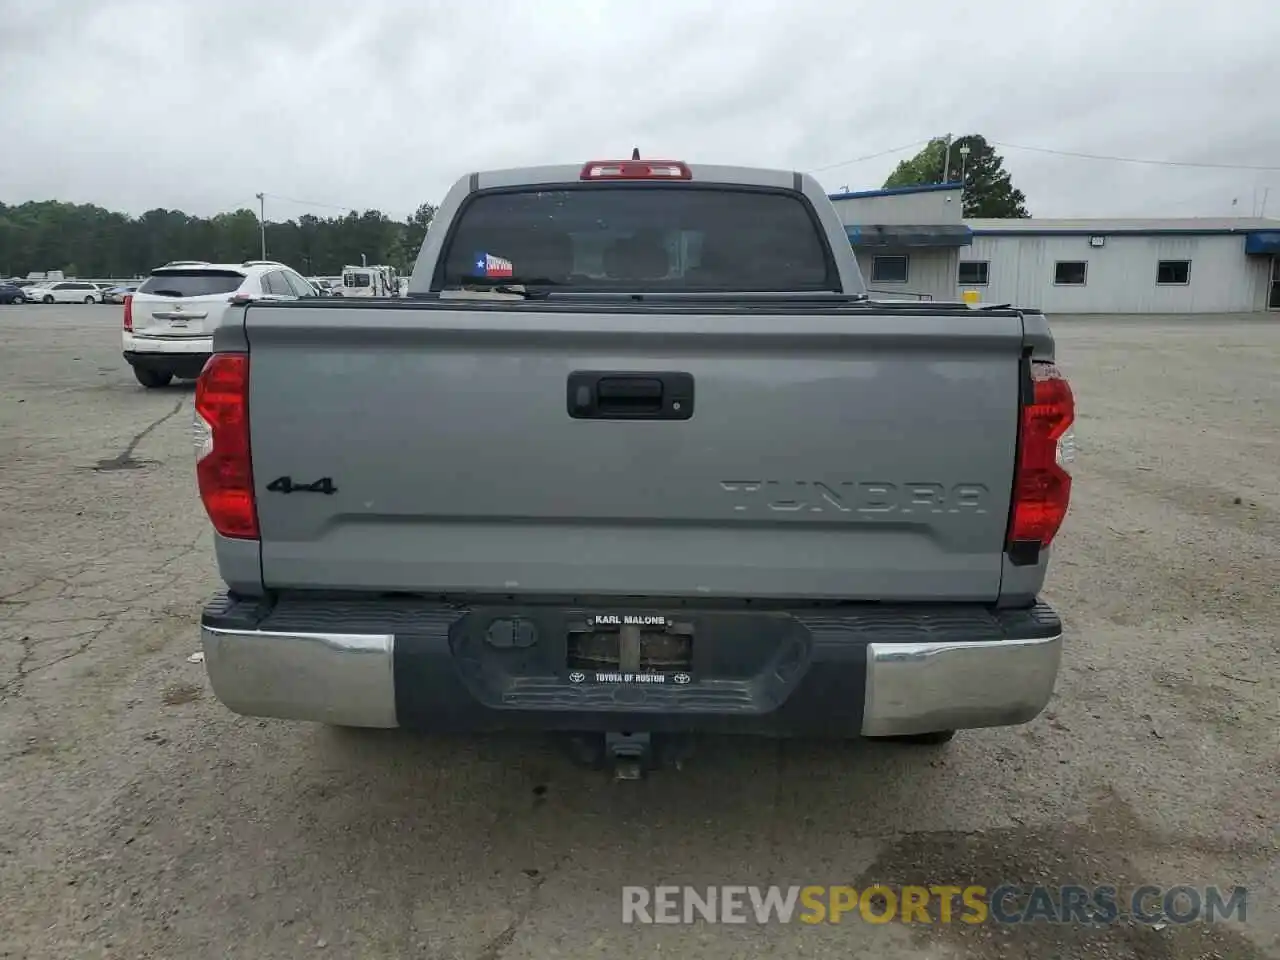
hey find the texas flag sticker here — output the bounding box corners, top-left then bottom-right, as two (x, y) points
(473, 252), (514, 278)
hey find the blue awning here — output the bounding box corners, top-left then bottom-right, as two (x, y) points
(1244, 232), (1280, 255)
(847, 224), (973, 248)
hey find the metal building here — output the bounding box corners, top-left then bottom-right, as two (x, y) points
(829, 182), (1280, 313)
(827, 183), (972, 302)
(963, 219), (1280, 314)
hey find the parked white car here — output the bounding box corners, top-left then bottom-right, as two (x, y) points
(123, 259), (318, 388)
(26, 280), (102, 304)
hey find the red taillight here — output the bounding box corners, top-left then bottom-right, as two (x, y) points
(122, 295), (133, 331)
(194, 354), (258, 539)
(580, 160), (692, 181)
(1008, 362), (1075, 548)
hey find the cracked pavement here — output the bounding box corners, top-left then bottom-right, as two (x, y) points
(1, 305), (1277, 960)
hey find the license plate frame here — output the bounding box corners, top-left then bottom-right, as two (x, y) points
(585, 613), (671, 629)
(565, 613), (693, 686)
(566, 668), (692, 686)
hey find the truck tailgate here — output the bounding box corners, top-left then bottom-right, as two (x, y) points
(243, 304), (1024, 601)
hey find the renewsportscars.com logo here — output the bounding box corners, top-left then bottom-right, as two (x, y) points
(621, 885), (1248, 926)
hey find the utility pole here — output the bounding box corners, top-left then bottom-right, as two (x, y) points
(941, 133), (953, 183)
(254, 192), (267, 259)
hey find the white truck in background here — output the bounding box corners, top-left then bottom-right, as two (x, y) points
(335, 264), (400, 297)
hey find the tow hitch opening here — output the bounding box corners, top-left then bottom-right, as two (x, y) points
(562, 731), (696, 780)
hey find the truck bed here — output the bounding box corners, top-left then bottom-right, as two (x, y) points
(233, 299), (1026, 602)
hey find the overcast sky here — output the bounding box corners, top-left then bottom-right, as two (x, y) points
(3, 0), (1279, 221)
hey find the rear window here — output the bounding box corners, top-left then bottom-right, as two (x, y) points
(344, 273), (371, 287)
(137, 269), (244, 298)
(436, 186), (836, 292)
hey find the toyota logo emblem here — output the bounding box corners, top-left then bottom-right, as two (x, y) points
(673, 673), (691, 685)
(568, 671), (585, 684)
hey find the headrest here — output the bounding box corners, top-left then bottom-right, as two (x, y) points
(604, 234), (668, 281)
(496, 229), (573, 282)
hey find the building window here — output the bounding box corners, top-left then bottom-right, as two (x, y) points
(1054, 261), (1088, 286)
(958, 261), (990, 286)
(1156, 260), (1190, 285)
(871, 255), (909, 283)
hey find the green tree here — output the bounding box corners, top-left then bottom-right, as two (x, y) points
(394, 202), (436, 272)
(883, 135), (1030, 218)
(0, 198), (441, 279)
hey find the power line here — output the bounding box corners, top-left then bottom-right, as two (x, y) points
(810, 137), (1280, 176)
(991, 141), (1280, 173)
(267, 139), (1278, 215)
(809, 140), (931, 174)
(260, 191), (362, 212)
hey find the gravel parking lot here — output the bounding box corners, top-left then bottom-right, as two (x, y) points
(1, 304), (1277, 960)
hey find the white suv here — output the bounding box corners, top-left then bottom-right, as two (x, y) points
(123, 260), (318, 388)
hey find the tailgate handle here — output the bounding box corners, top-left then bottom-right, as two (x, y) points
(567, 371), (694, 421)
(598, 377), (662, 409)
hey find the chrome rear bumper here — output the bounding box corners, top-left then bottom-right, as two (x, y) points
(202, 626), (397, 728)
(201, 598), (1062, 736)
(861, 634), (1062, 737)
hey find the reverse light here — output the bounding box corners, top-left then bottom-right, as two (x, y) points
(1008, 361), (1075, 550)
(194, 354), (258, 539)
(122, 294), (133, 332)
(580, 160), (692, 181)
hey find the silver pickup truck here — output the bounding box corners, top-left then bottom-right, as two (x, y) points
(196, 158), (1075, 771)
